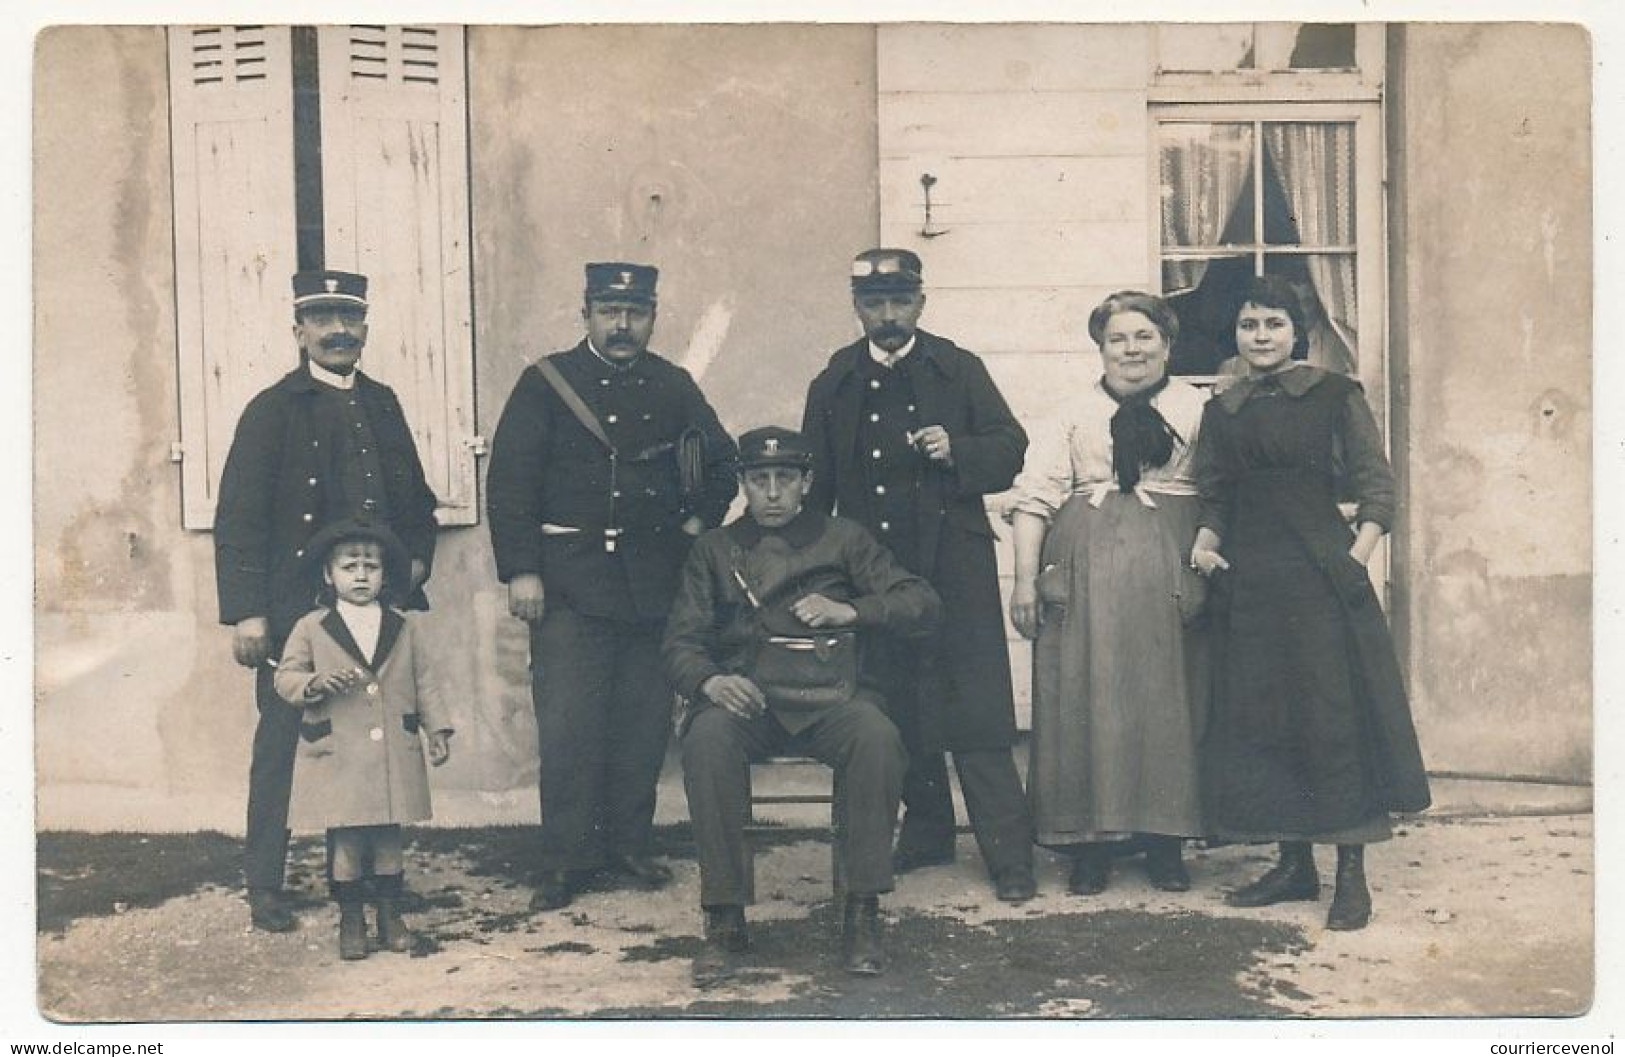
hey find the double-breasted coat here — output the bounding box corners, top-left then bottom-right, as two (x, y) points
(274, 606), (452, 831)
(214, 368), (439, 640)
(801, 330), (1028, 751)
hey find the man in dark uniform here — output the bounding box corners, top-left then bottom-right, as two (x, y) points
(486, 262), (738, 912)
(215, 269), (440, 932)
(664, 426), (940, 982)
(800, 248), (1038, 903)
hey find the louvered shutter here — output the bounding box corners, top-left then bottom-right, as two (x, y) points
(316, 25), (478, 526)
(168, 25), (299, 529)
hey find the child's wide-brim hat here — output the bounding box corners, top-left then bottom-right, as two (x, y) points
(303, 516), (412, 591)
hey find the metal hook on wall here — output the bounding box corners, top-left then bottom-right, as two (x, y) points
(919, 173), (949, 239)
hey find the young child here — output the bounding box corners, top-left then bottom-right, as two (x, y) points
(274, 518), (453, 960)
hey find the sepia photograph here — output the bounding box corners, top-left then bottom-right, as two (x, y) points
(20, 2), (1611, 1037)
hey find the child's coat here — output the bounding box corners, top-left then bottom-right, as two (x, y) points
(274, 607), (451, 830)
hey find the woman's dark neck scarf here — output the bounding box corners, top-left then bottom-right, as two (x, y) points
(1102, 375), (1181, 493)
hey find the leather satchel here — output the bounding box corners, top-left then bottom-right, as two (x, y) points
(751, 631), (859, 713)
(731, 565), (859, 713)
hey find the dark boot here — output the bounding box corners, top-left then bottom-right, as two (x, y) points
(1226, 841), (1319, 907)
(372, 873), (412, 953)
(692, 905), (749, 988)
(1326, 844), (1373, 931)
(530, 869), (576, 912)
(333, 882), (368, 961)
(247, 888), (297, 933)
(842, 895), (884, 976)
(1067, 843), (1111, 896)
(1143, 835), (1191, 893)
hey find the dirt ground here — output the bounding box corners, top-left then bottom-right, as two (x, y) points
(35, 812), (1592, 1023)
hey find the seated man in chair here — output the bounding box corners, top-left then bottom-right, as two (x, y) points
(663, 426), (941, 983)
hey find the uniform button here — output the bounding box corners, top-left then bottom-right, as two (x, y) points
(302, 513), (314, 523)
(606, 414), (618, 424)
(872, 449), (882, 459)
(642, 413), (653, 421)
(907, 404), (916, 413)
(307, 477), (318, 486)
(294, 549), (304, 558)
(364, 471), (373, 478)
(869, 379), (881, 390)
(880, 521), (891, 531)
(359, 448), (368, 454)
(645, 488), (657, 496)
(637, 378), (647, 386)
(874, 485), (886, 495)
(612, 490), (622, 498)
(600, 378), (611, 387)
(311, 440), (320, 448)
(369, 727), (383, 741)
(869, 413), (880, 423)
(367, 683), (379, 695)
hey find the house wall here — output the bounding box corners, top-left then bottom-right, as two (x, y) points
(1389, 23), (1592, 782)
(34, 23), (880, 821)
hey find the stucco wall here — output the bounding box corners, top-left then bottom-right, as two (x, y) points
(1390, 23), (1592, 780)
(34, 26), (255, 807)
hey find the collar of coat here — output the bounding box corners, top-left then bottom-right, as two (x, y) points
(561, 339), (662, 379)
(1215, 362), (1331, 415)
(723, 507), (830, 550)
(826, 329), (960, 386)
(320, 605), (406, 670)
(281, 365), (382, 395)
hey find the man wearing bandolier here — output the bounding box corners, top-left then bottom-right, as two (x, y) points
(486, 262), (739, 912)
(215, 269), (440, 933)
(800, 249), (1039, 903)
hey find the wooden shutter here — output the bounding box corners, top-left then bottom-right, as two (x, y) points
(168, 25), (298, 529)
(316, 25), (478, 526)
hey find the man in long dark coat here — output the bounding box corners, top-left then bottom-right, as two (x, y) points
(215, 269), (440, 932)
(486, 262), (739, 912)
(800, 248), (1037, 902)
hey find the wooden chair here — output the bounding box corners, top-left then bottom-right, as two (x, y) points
(747, 755), (846, 898)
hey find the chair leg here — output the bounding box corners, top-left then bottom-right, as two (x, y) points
(831, 766), (847, 903)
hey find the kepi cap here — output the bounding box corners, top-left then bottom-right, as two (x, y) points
(292, 270), (369, 311)
(585, 262), (658, 304)
(850, 248), (923, 293)
(737, 426), (813, 472)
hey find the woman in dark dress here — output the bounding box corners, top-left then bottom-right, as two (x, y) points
(1188, 276), (1429, 931)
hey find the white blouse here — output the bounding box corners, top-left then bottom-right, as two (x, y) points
(1006, 376), (1209, 522)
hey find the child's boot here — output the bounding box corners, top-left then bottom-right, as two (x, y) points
(372, 872), (413, 953)
(333, 881), (369, 961)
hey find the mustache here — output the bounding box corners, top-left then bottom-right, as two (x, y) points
(320, 334), (363, 351)
(870, 323), (907, 339)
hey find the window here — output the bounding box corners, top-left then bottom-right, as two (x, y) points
(1156, 111), (1372, 380)
(168, 24), (477, 529)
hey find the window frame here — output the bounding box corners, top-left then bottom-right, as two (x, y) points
(1146, 100), (1388, 432)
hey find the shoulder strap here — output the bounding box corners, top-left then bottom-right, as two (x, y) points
(535, 357), (614, 454)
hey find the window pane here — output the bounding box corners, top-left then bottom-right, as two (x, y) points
(1159, 123), (1254, 250)
(1255, 24), (1358, 71)
(1263, 255), (1358, 374)
(1158, 24), (1255, 72)
(1164, 256), (1254, 377)
(1263, 122), (1357, 246)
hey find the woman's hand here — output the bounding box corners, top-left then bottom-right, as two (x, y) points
(1348, 522), (1383, 566)
(1190, 527), (1230, 578)
(1009, 579), (1040, 640)
(1189, 545), (1231, 577)
(426, 730), (453, 767)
